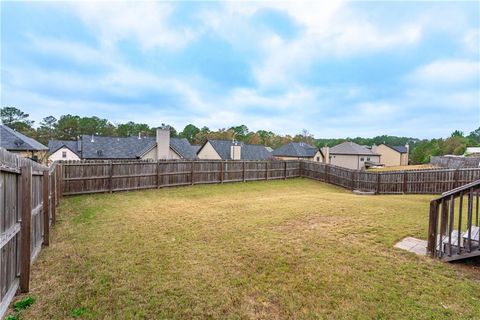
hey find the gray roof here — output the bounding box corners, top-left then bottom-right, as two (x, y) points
(48, 140), (81, 156)
(390, 145), (408, 153)
(0, 124), (48, 151)
(330, 141), (379, 156)
(272, 142), (320, 158)
(169, 138), (198, 160)
(62, 135), (198, 160)
(206, 140), (272, 160)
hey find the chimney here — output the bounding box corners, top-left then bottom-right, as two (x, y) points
(91, 135), (94, 142)
(230, 141), (241, 160)
(138, 132), (141, 139)
(156, 128), (170, 160)
(321, 146), (330, 164)
(405, 143), (410, 153)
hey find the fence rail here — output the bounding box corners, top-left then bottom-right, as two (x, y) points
(60, 159), (480, 196)
(0, 148), (61, 319)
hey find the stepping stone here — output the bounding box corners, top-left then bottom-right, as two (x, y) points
(394, 237), (427, 256)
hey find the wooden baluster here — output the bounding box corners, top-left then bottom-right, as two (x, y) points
(457, 192), (463, 253)
(466, 188), (474, 252)
(448, 195), (455, 256)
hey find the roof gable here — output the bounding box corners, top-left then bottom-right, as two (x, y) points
(0, 125), (48, 151)
(206, 140), (272, 160)
(330, 141), (379, 156)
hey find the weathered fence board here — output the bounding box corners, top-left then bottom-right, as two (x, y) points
(431, 156), (480, 169)
(0, 148), (60, 319)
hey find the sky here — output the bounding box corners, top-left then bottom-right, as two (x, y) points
(1, 1), (479, 139)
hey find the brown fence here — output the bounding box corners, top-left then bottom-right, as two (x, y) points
(430, 156), (480, 169)
(60, 159), (480, 196)
(61, 160), (301, 195)
(0, 148), (61, 319)
(302, 161), (480, 194)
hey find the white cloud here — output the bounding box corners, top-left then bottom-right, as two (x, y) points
(407, 59), (479, 87)
(72, 2), (196, 50)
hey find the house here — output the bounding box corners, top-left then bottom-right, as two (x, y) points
(465, 147), (480, 157)
(328, 141), (381, 170)
(0, 124), (48, 163)
(272, 142), (324, 162)
(48, 140), (81, 163)
(371, 143), (409, 167)
(48, 129), (198, 162)
(197, 139), (272, 160)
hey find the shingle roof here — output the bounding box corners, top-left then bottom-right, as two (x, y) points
(64, 135), (198, 160)
(48, 140), (81, 156)
(169, 138), (198, 160)
(207, 140), (272, 160)
(390, 145), (408, 153)
(272, 142), (320, 158)
(0, 124), (48, 151)
(330, 141), (379, 156)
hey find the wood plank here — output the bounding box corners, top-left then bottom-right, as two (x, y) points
(43, 171), (49, 246)
(19, 165), (32, 293)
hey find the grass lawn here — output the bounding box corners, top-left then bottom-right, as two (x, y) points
(14, 179), (480, 319)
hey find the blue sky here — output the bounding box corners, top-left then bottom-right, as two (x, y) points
(1, 1), (479, 138)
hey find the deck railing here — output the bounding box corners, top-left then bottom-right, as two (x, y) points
(427, 179), (480, 261)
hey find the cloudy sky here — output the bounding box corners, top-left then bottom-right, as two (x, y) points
(1, 1), (479, 138)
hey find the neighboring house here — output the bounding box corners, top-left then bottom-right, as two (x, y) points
(0, 124), (48, 163)
(272, 142), (324, 162)
(48, 129), (198, 161)
(328, 141), (381, 170)
(197, 139), (272, 160)
(372, 144), (409, 167)
(48, 140), (81, 163)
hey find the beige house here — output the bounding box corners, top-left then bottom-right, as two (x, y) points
(197, 140), (272, 160)
(272, 142), (324, 162)
(372, 144), (409, 167)
(327, 141), (381, 170)
(0, 124), (48, 163)
(48, 140), (81, 164)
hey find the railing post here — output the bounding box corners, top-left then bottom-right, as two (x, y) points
(43, 170), (50, 246)
(20, 165), (32, 293)
(427, 200), (439, 257)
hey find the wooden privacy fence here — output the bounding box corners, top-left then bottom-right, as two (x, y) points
(60, 159), (480, 196)
(430, 156), (480, 169)
(61, 160), (300, 195)
(0, 149), (61, 319)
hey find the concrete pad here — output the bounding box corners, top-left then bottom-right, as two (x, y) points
(394, 237), (427, 256)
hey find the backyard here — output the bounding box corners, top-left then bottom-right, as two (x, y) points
(13, 179), (480, 319)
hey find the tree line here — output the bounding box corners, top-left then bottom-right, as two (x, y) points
(1, 107), (479, 164)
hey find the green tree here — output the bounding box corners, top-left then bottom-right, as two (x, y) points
(117, 121), (153, 137)
(179, 124), (200, 143)
(229, 125), (249, 141)
(159, 123), (178, 137)
(55, 115), (81, 140)
(37, 116), (57, 144)
(0, 107), (35, 136)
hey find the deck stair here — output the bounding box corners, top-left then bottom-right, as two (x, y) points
(428, 179), (480, 261)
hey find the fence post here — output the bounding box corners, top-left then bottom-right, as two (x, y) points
(284, 161), (287, 180)
(58, 165), (63, 199)
(109, 161), (113, 193)
(220, 161), (224, 184)
(265, 161), (268, 180)
(43, 170), (50, 246)
(376, 173), (381, 194)
(191, 161), (195, 185)
(326, 165), (330, 184)
(51, 172), (56, 225)
(403, 171), (407, 194)
(351, 171), (355, 190)
(453, 169), (459, 189)
(243, 161), (246, 182)
(20, 165), (32, 293)
(156, 161), (160, 188)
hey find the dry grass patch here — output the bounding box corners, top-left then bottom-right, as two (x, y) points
(12, 179), (480, 319)
(368, 164), (437, 172)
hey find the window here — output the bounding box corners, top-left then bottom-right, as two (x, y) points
(360, 157), (364, 161)
(316, 156), (320, 162)
(367, 157), (370, 161)
(62, 151), (67, 158)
